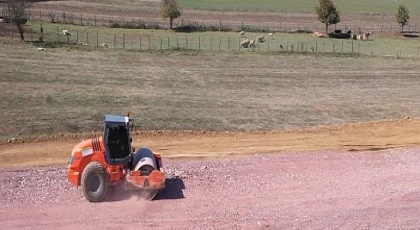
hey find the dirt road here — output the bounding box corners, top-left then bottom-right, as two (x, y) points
(1, 118), (420, 167)
(1, 148), (420, 229)
(1, 118), (420, 229)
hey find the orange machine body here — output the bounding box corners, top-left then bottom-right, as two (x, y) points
(67, 136), (164, 188)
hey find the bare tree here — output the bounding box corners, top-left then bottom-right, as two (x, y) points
(6, 0), (30, 41)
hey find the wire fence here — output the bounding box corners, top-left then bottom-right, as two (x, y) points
(5, 23), (415, 58)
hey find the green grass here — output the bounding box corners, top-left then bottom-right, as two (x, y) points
(178, 0), (420, 15)
(28, 22), (420, 58)
(2, 39), (420, 139)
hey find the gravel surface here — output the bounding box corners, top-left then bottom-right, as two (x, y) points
(1, 149), (420, 229)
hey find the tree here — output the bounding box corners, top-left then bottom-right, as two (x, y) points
(6, 0), (30, 41)
(396, 4), (410, 32)
(315, 0), (340, 33)
(161, 0), (181, 29)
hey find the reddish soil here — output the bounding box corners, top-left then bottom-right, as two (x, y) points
(27, 2), (420, 32)
(1, 149), (420, 229)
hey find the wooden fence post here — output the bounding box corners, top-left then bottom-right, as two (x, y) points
(199, 36), (201, 50)
(30, 28), (32, 42)
(113, 33), (116, 48)
(76, 30), (79, 42)
(211, 37), (213, 51)
(96, 31), (99, 47)
(139, 35), (142, 50)
(228, 37), (230, 51)
(123, 33), (125, 49)
(87, 32), (89, 45)
(177, 35), (179, 49)
(341, 40), (343, 53)
(160, 37), (162, 50)
(219, 37), (221, 50)
(186, 35), (188, 49)
(167, 36), (169, 49)
(148, 35), (150, 50)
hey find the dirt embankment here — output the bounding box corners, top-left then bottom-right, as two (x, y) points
(1, 117), (419, 168)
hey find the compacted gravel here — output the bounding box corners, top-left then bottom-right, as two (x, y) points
(1, 149), (420, 229)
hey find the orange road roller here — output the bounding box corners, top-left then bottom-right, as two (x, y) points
(67, 113), (165, 202)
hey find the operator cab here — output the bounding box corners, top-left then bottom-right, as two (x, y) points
(103, 114), (133, 165)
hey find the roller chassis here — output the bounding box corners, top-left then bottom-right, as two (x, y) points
(67, 114), (165, 202)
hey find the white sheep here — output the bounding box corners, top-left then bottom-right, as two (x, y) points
(37, 47), (44, 51)
(249, 39), (255, 47)
(256, 34), (265, 43)
(0, 19), (3, 23)
(240, 39), (251, 48)
(268, 33), (273, 38)
(239, 31), (245, 37)
(62, 30), (71, 36)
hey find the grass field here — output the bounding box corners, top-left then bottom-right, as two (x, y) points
(1, 40), (420, 139)
(26, 22), (420, 58)
(178, 0), (420, 15)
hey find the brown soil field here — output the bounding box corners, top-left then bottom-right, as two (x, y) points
(1, 118), (419, 167)
(27, 1), (420, 32)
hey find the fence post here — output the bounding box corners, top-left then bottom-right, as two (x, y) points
(268, 40), (270, 51)
(123, 33), (125, 49)
(333, 41), (335, 53)
(30, 28), (32, 42)
(57, 27), (59, 43)
(341, 40), (343, 53)
(96, 31), (99, 47)
(113, 33), (116, 48)
(148, 35), (150, 50)
(87, 32), (89, 45)
(358, 42), (360, 54)
(11, 29), (13, 40)
(186, 35), (188, 49)
(211, 37), (213, 52)
(77, 30), (79, 43)
(139, 35), (142, 50)
(219, 37), (221, 50)
(351, 39), (354, 53)
(228, 37), (230, 51)
(177, 35), (179, 49)
(315, 41), (317, 52)
(167, 36), (169, 49)
(199, 36), (201, 50)
(160, 37), (162, 50)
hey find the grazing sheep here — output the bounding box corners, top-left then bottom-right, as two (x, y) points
(240, 39), (251, 48)
(268, 33), (273, 38)
(62, 30), (71, 36)
(100, 42), (110, 48)
(256, 34), (265, 43)
(37, 47), (44, 51)
(239, 31), (245, 37)
(364, 32), (371, 40)
(313, 31), (327, 38)
(249, 39), (255, 47)
(0, 19), (3, 23)
(351, 33), (357, 40)
(357, 34), (363, 40)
